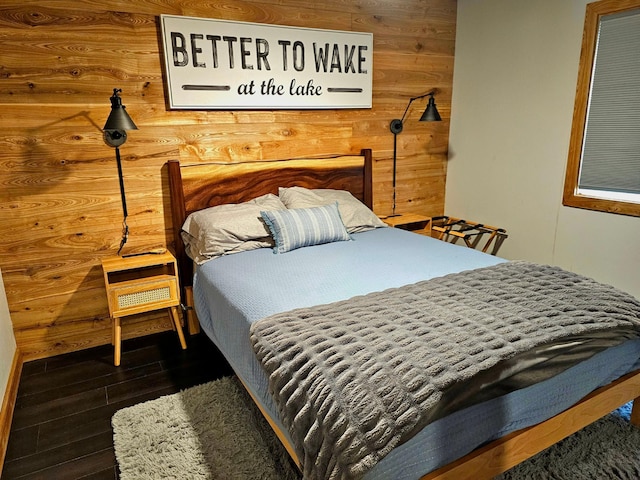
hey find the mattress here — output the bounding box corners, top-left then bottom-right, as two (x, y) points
(193, 227), (640, 479)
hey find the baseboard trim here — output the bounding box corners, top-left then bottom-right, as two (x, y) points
(0, 348), (22, 476)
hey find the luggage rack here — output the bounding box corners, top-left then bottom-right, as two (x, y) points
(431, 216), (507, 256)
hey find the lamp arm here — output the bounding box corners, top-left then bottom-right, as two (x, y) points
(398, 98), (415, 125)
(390, 90), (436, 134)
(409, 91), (436, 102)
(404, 91), (436, 120)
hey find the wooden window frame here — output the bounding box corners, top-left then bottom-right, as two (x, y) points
(563, 0), (640, 217)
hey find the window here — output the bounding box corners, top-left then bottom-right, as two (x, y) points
(563, 0), (640, 217)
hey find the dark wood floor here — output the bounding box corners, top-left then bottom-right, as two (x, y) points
(1, 330), (233, 480)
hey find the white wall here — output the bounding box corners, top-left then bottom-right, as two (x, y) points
(448, 0), (640, 298)
(0, 269), (17, 407)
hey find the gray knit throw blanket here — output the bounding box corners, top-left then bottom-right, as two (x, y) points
(250, 261), (640, 480)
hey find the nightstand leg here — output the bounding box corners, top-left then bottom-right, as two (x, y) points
(168, 306), (187, 350)
(113, 317), (122, 367)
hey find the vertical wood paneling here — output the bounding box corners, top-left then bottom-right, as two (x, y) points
(0, 0), (456, 360)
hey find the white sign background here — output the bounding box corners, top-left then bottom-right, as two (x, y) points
(160, 15), (373, 110)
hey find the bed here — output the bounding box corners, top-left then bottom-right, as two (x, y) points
(167, 148), (640, 480)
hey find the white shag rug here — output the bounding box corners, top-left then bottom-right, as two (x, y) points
(112, 376), (299, 480)
(112, 376), (640, 479)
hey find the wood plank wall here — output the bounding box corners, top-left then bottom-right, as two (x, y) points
(0, 0), (456, 360)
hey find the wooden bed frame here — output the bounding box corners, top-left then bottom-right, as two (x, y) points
(167, 148), (640, 480)
(168, 149), (372, 335)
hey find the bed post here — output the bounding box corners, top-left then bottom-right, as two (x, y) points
(167, 160), (200, 335)
(167, 160), (189, 284)
(361, 148), (373, 209)
(632, 398), (640, 426)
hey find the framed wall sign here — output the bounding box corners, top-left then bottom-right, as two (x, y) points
(160, 15), (373, 110)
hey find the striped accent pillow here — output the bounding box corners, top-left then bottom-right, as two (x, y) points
(260, 203), (351, 253)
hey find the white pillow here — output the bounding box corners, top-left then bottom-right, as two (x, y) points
(181, 193), (286, 264)
(278, 186), (387, 233)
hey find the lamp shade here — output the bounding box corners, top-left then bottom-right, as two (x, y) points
(419, 94), (442, 122)
(103, 88), (138, 131)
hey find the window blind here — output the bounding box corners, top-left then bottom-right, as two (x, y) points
(579, 9), (640, 195)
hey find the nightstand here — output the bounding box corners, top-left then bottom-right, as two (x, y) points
(101, 250), (187, 366)
(381, 213), (432, 235)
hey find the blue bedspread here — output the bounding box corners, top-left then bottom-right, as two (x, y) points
(193, 227), (640, 479)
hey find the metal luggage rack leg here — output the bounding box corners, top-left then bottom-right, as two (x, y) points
(431, 216), (508, 256)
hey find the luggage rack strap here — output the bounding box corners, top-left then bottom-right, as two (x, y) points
(431, 216), (507, 255)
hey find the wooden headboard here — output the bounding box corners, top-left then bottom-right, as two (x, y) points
(167, 148), (373, 289)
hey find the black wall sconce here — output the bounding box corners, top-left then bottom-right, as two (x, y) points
(389, 91), (441, 216)
(103, 88), (138, 255)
